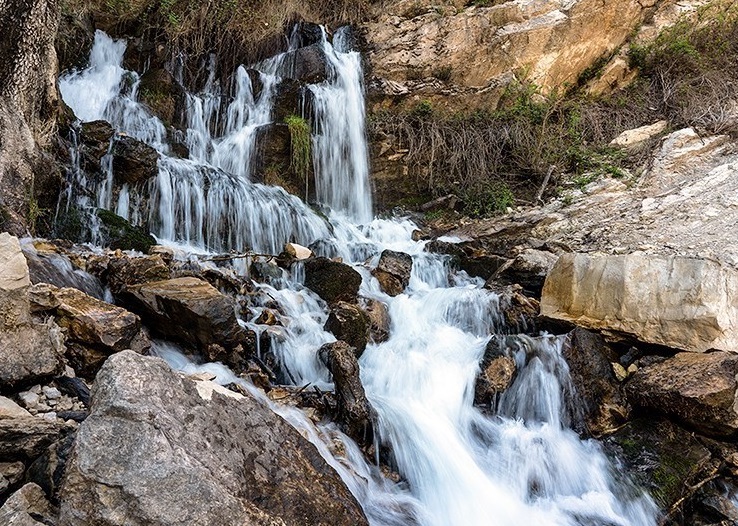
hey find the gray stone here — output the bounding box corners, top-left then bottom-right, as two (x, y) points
(0, 233), (31, 330)
(0, 321), (65, 390)
(58, 351), (368, 526)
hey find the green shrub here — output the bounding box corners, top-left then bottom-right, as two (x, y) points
(285, 115), (311, 192)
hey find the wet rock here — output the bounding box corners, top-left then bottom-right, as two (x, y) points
(562, 328), (628, 436)
(280, 43), (329, 84)
(58, 351), (368, 526)
(138, 68), (185, 128)
(93, 209), (157, 253)
(324, 302), (370, 357)
(106, 253), (170, 293)
(474, 336), (518, 407)
(318, 341), (374, 441)
(287, 21), (323, 49)
(487, 284), (539, 333)
(626, 352), (738, 438)
(273, 78), (313, 122)
(487, 248), (559, 297)
(372, 249), (413, 296)
(541, 253), (738, 353)
(0, 483), (57, 525)
(249, 260), (283, 282)
(78, 120), (114, 171)
(303, 257), (362, 304)
(119, 276), (251, 353)
(111, 134), (159, 185)
(362, 298), (390, 343)
(604, 418), (712, 509)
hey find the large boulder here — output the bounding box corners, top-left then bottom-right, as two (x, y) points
(58, 351), (368, 526)
(278, 44), (329, 84)
(372, 250), (413, 297)
(111, 135), (159, 185)
(0, 234), (64, 390)
(303, 257), (362, 304)
(119, 276), (251, 353)
(541, 253), (738, 353)
(562, 327), (628, 436)
(626, 352), (738, 438)
(0, 417), (72, 460)
(93, 209), (157, 253)
(106, 253), (170, 293)
(29, 283), (148, 377)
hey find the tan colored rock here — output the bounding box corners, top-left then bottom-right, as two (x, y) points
(0, 320), (65, 390)
(0, 233), (31, 329)
(285, 242), (312, 260)
(626, 352), (738, 437)
(366, 0), (657, 107)
(610, 120), (668, 148)
(586, 57), (638, 96)
(372, 250), (413, 296)
(0, 483), (56, 526)
(0, 397), (32, 419)
(541, 253), (738, 353)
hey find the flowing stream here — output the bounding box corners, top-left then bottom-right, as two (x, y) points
(58, 30), (659, 526)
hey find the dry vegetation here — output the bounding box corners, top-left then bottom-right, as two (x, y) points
(369, 1), (738, 217)
(62, 0), (374, 74)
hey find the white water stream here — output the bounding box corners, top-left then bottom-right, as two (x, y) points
(58, 30), (659, 525)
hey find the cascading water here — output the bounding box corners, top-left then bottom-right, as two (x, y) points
(58, 29), (660, 525)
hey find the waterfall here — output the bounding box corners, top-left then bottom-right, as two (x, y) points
(58, 29), (660, 526)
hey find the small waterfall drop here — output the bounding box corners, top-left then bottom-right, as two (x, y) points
(57, 29), (660, 526)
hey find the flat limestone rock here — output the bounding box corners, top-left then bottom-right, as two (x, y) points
(541, 253), (738, 353)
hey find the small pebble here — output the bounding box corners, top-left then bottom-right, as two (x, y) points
(40, 412), (57, 422)
(18, 391), (40, 409)
(42, 386), (62, 400)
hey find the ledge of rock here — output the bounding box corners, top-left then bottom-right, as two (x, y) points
(626, 351), (738, 438)
(541, 253), (738, 353)
(119, 276), (248, 351)
(58, 351), (368, 526)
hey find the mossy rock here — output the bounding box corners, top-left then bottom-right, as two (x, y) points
(95, 209), (156, 253)
(603, 417), (712, 510)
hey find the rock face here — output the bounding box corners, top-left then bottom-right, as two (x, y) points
(303, 257), (362, 304)
(0, 234), (64, 390)
(119, 277), (248, 352)
(541, 253), (738, 353)
(562, 328), (628, 436)
(626, 352), (738, 438)
(365, 0), (658, 108)
(372, 250), (413, 296)
(0, 0), (60, 234)
(58, 351), (368, 526)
